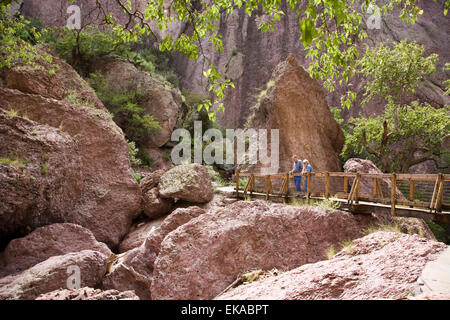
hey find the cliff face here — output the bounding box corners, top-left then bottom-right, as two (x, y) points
(244, 54), (344, 174)
(19, 1), (449, 128)
(174, 0), (450, 127)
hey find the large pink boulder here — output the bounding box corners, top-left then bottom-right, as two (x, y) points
(344, 158), (406, 200)
(118, 217), (166, 253)
(0, 250), (108, 300)
(0, 223), (111, 277)
(151, 201), (368, 300)
(103, 206), (206, 299)
(36, 287), (139, 300)
(159, 164), (214, 203)
(217, 232), (447, 300)
(0, 49), (142, 247)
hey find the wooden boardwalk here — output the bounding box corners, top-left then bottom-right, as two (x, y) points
(230, 172), (450, 223)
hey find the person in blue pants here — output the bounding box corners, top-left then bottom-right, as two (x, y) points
(290, 155), (303, 193)
(302, 159), (313, 192)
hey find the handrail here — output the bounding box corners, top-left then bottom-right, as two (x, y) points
(234, 171), (449, 215)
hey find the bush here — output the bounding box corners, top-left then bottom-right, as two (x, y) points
(128, 141), (142, 166)
(89, 73), (161, 145)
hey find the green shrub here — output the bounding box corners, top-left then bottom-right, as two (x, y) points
(137, 149), (154, 167)
(0, 156), (30, 168)
(426, 220), (449, 244)
(127, 140), (142, 166)
(40, 163), (48, 175)
(89, 73), (161, 146)
(132, 170), (142, 183)
(206, 165), (228, 186)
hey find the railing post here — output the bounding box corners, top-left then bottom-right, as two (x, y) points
(284, 172), (289, 200)
(435, 174), (444, 213)
(266, 175), (271, 200)
(391, 173), (397, 216)
(307, 172), (311, 200)
(409, 179), (414, 208)
(355, 173), (360, 204)
(372, 178), (377, 198)
(249, 173), (254, 198)
(430, 174), (440, 212)
(344, 176), (349, 195)
(325, 172), (330, 199)
(235, 173), (240, 199)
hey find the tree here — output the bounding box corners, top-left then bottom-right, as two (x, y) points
(340, 39), (447, 172)
(343, 103), (450, 173)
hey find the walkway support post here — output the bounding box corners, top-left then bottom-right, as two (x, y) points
(325, 172), (330, 199)
(265, 175), (272, 200)
(307, 172), (311, 200)
(235, 173), (240, 199)
(391, 173), (397, 216)
(250, 173), (254, 198)
(409, 179), (414, 208)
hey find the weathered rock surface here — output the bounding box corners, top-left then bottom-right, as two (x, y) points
(0, 250), (108, 300)
(36, 287), (140, 300)
(142, 206), (206, 271)
(20, 0), (146, 28)
(159, 164), (214, 203)
(0, 85), (141, 247)
(118, 217), (166, 254)
(4, 45), (104, 109)
(140, 169), (166, 190)
(0, 223), (111, 277)
(174, 1), (450, 127)
(0, 110), (84, 241)
(141, 173), (173, 219)
(101, 249), (153, 300)
(151, 201), (370, 300)
(344, 158), (406, 200)
(216, 232), (447, 300)
(104, 206), (206, 299)
(243, 55), (344, 175)
(415, 247), (450, 296)
(92, 58), (182, 147)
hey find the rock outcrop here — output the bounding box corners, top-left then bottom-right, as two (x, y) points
(92, 59), (182, 147)
(20, 0), (146, 28)
(150, 201), (369, 300)
(36, 287), (139, 300)
(243, 55), (344, 175)
(0, 110), (84, 242)
(159, 164), (214, 203)
(4, 45), (104, 109)
(0, 250), (108, 300)
(103, 206), (206, 299)
(216, 232), (447, 300)
(118, 217), (166, 254)
(0, 50), (142, 247)
(174, 1), (450, 127)
(101, 248), (153, 300)
(0, 223), (111, 277)
(344, 158), (406, 200)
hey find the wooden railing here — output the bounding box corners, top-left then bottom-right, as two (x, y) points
(235, 172), (450, 217)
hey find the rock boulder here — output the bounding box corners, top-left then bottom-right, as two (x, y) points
(0, 250), (108, 300)
(216, 232), (447, 300)
(0, 86), (141, 247)
(243, 54), (344, 176)
(92, 59), (182, 147)
(0, 223), (111, 277)
(0, 110), (84, 242)
(159, 164), (214, 203)
(36, 287), (139, 300)
(151, 200), (368, 300)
